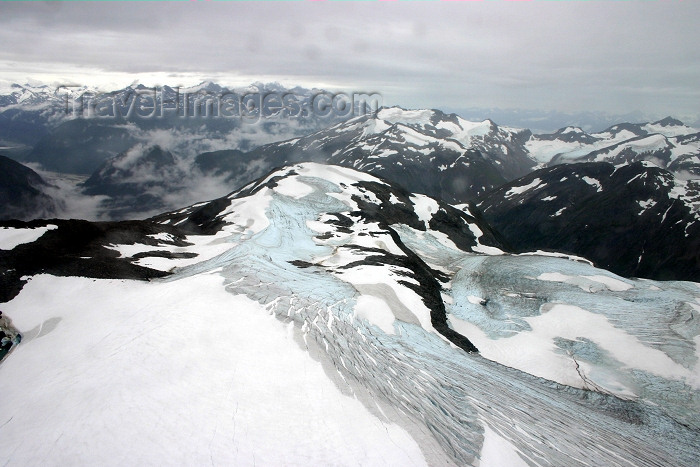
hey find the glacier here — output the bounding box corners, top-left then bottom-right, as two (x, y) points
(0, 162), (699, 466)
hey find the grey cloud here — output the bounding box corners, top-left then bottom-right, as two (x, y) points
(0, 1), (698, 117)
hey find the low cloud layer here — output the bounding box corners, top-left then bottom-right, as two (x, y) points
(0, 2), (698, 118)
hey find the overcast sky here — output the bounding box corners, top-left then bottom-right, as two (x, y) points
(0, 1), (698, 119)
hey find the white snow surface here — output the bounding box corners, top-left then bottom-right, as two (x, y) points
(147, 232), (175, 242)
(377, 107), (434, 126)
(505, 178), (542, 197)
(410, 193), (440, 227)
(0, 225), (57, 250)
(467, 295), (485, 305)
(335, 265), (433, 333)
(525, 137), (587, 164)
(642, 122), (698, 138)
(478, 424), (529, 467)
(468, 225), (504, 256)
(354, 294), (396, 335)
(220, 189), (273, 235)
(593, 134), (670, 162)
(436, 118), (493, 147)
(562, 127), (583, 134)
(0, 274), (428, 467)
(450, 302), (700, 395)
(537, 272), (633, 292)
(272, 175), (315, 199)
(134, 232), (237, 271)
(296, 162), (381, 185)
(526, 121), (698, 173)
(518, 250), (593, 265)
(581, 176), (603, 191)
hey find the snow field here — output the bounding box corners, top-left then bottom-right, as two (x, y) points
(0, 224), (57, 250)
(0, 274), (428, 467)
(450, 303), (699, 396)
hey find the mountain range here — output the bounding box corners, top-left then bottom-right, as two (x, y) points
(0, 81), (359, 174)
(449, 106), (700, 135)
(56, 105), (698, 219)
(3, 82), (699, 182)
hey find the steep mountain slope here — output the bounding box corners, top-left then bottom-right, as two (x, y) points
(476, 161), (700, 281)
(0, 155), (59, 220)
(25, 118), (140, 174)
(1, 163), (698, 466)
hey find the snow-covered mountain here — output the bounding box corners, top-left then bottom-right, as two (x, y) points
(476, 161), (700, 281)
(194, 106), (536, 204)
(527, 117), (700, 178)
(0, 82), (94, 109)
(12, 105), (695, 231)
(4, 80), (698, 220)
(95, 107), (698, 219)
(72, 107), (535, 219)
(4, 80), (698, 181)
(0, 81), (360, 174)
(1, 163), (698, 466)
(447, 106), (698, 134)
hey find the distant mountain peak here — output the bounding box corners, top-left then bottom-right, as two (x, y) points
(558, 126), (586, 135)
(653, 116), (685, 127)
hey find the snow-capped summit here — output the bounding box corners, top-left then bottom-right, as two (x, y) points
(353, 107), (536, 180)
(641, 117), (698, 139)
(0, 83), (56, 108)
(530, 126), (600, 148)
(179, 80), (226, 94)
(561, 126), (584, 133)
